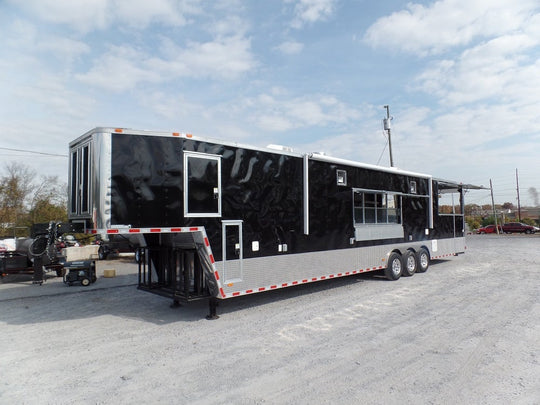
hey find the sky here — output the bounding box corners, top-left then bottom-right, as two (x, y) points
(0, 0), (539, 208)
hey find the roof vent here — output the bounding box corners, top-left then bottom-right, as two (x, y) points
(267, 144), (294, 152)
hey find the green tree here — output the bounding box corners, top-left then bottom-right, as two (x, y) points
(466, 216), (481, 231)
(521, 218), (536, 226)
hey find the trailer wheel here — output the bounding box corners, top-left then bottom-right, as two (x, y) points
(80, 277), (91, 287)
(416, 248), (430, 273)
(402, 250), (417, 277)
(384, 252), (403, 280)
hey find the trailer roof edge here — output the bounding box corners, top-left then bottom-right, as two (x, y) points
(71, 127), (480, 183)
(308, 153), (432, 179)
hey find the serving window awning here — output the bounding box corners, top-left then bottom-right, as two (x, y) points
(434, 178), (488, 193)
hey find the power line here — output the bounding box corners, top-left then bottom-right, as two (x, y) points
(0, 147), (68, 158)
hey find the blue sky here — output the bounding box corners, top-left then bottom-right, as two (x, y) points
(0, 0), (539, 207)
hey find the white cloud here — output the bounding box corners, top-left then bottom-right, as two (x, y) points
(210, 15), (250, 37)
(0, 19), (94, 121)
(76, 35), (257, 91)
(298, 130), (387, 162)
(111, 0), (196, 28)
(75, 46), (162, 92)
(13, 75), (96, 120)
(364, 0), (539, 56)
(7, 0), (201, 32)
(414, 33), (540, 105)
(248, 93), (360, 131)
(376, 102), (540, 187)
(1, 18), (90, 67)
(288, 0), (337, 29)
(274, 41), (304, 55)
(39, 36), (91, 62)
(7, 0), (109, 32)
(171, 35), (256, 79)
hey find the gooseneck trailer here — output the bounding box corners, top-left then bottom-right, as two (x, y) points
(69, 127), (469, 317)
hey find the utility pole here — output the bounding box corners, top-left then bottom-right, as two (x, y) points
(490, 179), (500, 234)
(516, 168), (521, 221)
(383, 105), (394, 167)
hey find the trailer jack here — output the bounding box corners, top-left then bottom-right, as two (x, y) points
(206, 297), (219, 320)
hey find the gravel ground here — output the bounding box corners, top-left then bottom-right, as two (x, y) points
(1, 235), (538, 404)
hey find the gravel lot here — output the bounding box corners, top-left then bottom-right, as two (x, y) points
(1, 235), (539, 404)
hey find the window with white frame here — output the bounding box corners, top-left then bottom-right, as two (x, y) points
(353, 190), (401, 225)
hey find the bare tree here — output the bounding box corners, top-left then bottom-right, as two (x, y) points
(27, 175), (68, 224)
(0, 163), (67, 237)
(0, 162), (36, 232)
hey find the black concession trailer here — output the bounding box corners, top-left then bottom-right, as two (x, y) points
(69, 127), (470, 317)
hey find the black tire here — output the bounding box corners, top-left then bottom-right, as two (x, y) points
(29, 236), (48, 257)
(80, 277), (91, 287)
(402, 250), (417, 277)
(98, 246), (108, 260)
(384, 252), (403, 280)
(416, 248), (430, 273)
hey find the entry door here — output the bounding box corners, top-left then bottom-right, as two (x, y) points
(183, 152), (221, 217)
(222, 220), (243, 283)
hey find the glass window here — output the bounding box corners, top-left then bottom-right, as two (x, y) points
(387, 195), (401, 224)
(376, 194), (387, 223)
(81, 145), (89, 213)
(70, 151), (78, 213)
(353, 191), (363, 224)
(70, 144), (91, 215)
(364, 193), (377, 223)
(438, 192), (462, 215)
(336, 169), (347, 186)
(353, 190), (401, 225)
(184, 153), (222, 217)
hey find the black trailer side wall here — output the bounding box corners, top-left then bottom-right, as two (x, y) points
(111, 134), (303, 261)
(110, 133), (438, 261)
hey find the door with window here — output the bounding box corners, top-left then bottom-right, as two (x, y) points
(183, 152), (222, 217)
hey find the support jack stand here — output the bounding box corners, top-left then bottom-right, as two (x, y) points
(32, 257), (44, 286)
(170, 299), (182, 308)
(206, 297), (219, 320)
